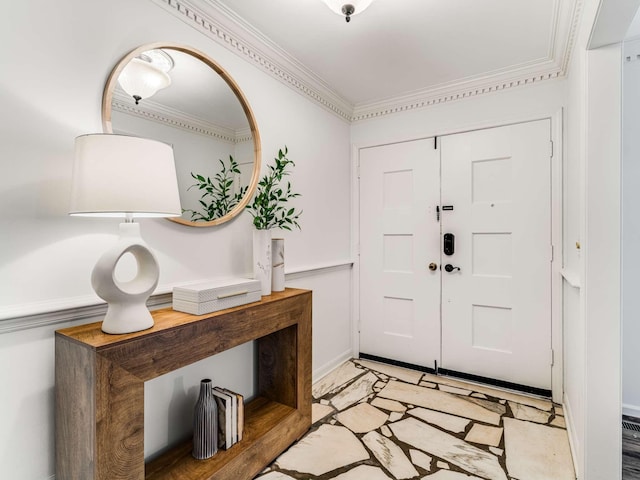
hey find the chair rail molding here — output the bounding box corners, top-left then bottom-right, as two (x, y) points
(149, 0), (583, 122)
(0, 261), (353, 334)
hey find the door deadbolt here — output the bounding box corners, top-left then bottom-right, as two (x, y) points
(428, 262), (438, 271)
(443, 233), (455, 256)
(444, 264), (461, 273)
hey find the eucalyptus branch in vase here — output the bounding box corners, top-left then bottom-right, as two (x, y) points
(247, 146), (302, 296)
(246, 146), (302, 231)
(184, 155), (248, 222)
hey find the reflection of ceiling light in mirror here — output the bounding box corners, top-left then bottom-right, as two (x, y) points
(322, 0), (375, 22)
(118, 50), (174, 105)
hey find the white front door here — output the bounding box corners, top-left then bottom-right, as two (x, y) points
(439, 120), (552, 390)
(359, 139), (441, 368)
(358, 120), (553, 390)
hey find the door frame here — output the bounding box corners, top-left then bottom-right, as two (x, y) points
(351, 109), (564, 403)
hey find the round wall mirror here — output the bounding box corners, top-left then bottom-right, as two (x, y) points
(102, 43), (261, 227)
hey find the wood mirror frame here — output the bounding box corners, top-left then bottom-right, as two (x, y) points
(102, 42), (261, 227)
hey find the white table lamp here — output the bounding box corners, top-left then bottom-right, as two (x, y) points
(70, 134), (181, 334)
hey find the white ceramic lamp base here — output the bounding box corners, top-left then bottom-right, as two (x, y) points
(91, 223), (159, 334)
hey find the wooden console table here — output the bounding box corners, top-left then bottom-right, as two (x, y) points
(55, 288), (312, 480)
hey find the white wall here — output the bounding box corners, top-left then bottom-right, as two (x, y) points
(622, 38), (640, 419)
(0, 1), (352, 478)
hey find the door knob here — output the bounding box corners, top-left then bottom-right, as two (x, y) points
(444, 264), (461, 273)
(428, 262), (438, 271)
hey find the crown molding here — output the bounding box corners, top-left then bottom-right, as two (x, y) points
(150, 0), (353, 121)
(351, 67), (564, 123)
(150, 0), (583, 123)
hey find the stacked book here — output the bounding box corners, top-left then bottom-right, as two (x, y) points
(212, 387), (244, 450)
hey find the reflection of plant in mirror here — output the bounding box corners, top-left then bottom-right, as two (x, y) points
(185, 155), (248, 222)
(246, 146), (302, 230)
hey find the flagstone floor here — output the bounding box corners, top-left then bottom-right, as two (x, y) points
(255, 359), (575, 480)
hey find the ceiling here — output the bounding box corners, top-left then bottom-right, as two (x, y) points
(207, 0), (578, 110)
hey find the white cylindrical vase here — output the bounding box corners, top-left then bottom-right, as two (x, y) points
(271, 238), (285, 292)
(253, 228), (272, 296)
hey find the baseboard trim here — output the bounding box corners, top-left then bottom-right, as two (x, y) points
(623, 403), (640, 419)
(312, 350), (353, 384)
(563, 392), (582, 479)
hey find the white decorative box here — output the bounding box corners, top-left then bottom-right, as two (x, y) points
(172, 277), (262, 315)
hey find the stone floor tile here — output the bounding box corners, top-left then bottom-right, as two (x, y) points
(380, 380), (501, 425)
(437, 461), (450, 469)
(336, 403), (389, 433)
(409, 449), (432, 471)
(407, 407), (471, 434)
(420, 381), (437, 388)
(555, 404), (565, 416)
(329, 465), (391, 480)
(374, 381), (387, 389)
(274, 424), (369, 476)
(489, 447), (504, 456)
(355, 359), (423, 384)
(256, 472), (297, 480)
(439, 384), (473, 396)
(363, 431), (419, 479)
(463, 396), (507, 416)
(313, 361), (365, 399)
(371, 397), (407, 413)
(331, 372), (378, 411)
(509, 401), (551, 424)
(464, 424), (503, 447)
(422, 471), (484, 479)
(321, 399), (331, 405)
(390, 417), (508, 480)
(551, 416), (566, 428)
(388, 412), (404, 422)
(471, 393), (488, 399)
(504, 418), (575, 480)
(421, 373), (552, 411)
(312, 403), (335, 424)
(381, 425), (392, 437)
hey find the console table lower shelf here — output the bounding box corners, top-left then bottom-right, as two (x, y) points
(146, 397), (304, 479)
(55, 288), (312, 480)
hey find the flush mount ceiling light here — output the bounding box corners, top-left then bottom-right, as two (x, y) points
(322, 0), (375, 22)
(118, 49), (174, 105)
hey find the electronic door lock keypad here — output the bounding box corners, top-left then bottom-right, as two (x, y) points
(443, 233), (455, 256)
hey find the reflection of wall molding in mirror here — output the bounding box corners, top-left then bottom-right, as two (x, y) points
(112, 90), (253, 145)
(102, 42), (261, 228)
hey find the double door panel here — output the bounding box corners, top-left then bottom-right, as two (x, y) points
(359, 120), (552, 390)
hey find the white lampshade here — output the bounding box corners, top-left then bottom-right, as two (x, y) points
(70, 134), (181, 218)
(118, 57), (171, 104)
(322, 0), (375, 17)
(70, 133), (181, 334)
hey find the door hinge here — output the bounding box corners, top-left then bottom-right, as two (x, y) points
(434, 137), (438, 150)
(550, 349), (555, 366)
(549, 140), (554, 158)
(357, 164), (361, 179)
(550, 245), (554, 262)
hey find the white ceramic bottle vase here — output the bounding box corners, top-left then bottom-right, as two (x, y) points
(253, 228), (273, 295)
(192, 378), (218, 460)
(271, 238), (285, 292)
